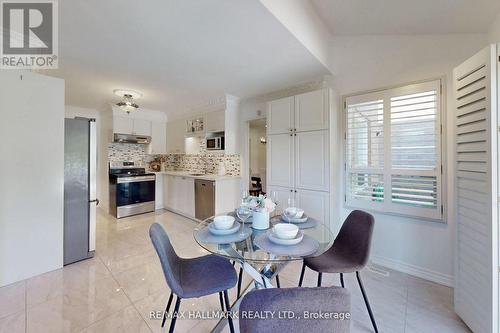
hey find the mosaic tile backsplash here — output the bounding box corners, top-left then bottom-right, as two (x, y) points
(148, 153), (241, 176)
(108, 143), (240, 176)
(108, 143), (146, 162)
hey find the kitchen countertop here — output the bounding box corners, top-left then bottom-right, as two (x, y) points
(151, 170), (241, 181)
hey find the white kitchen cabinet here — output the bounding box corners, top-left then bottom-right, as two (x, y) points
(180, 176), (195, 217)
(205, 110), (225, 132)
(113, 116), (133, 134)
(166, 119), (186, 153)
(267, 96), (294, 135)
(266, 88), (331, 225)
(296, 189), (330, 225)
(266, 185), (295, 212)
(267, 133), (294, 188)
(294, 89), (328, 132)
(150, 122), (167, 154)
(133, 118), (152, 136)
(295, 130), (329, 191)
(155, 175), (163, 210)
(113, 116), (151, 136)
(163, 175), (195, 218)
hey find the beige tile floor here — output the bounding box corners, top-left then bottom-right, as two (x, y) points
(0, 208), (471, 333)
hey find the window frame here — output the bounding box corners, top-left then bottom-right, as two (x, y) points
(343, 78), (445, 222)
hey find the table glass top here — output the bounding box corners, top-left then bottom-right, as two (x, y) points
(193, 213), (334, 263)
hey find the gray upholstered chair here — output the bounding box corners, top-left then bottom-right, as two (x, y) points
(299, 210), (378, 333)
(149, 223), (237, 333)
(239, 286), (351, 333)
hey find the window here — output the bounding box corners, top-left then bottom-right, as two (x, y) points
(345, 80), (443, 220)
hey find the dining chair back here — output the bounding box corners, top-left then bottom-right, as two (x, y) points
(333, 209), (374, 269)
(239, 286), (351, 333)
(149, 223), (183, 296)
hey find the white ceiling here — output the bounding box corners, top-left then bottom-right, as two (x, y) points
(311, 0), (500, 35)
(47, 0), (329, 115)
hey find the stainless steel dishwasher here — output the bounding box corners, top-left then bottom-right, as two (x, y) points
(195, 179), (215, 220)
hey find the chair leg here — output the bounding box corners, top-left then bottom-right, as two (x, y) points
(223, 290), (235, 333)
(219, 292), (225, 312)
(298, 262), (305, 287)
(276, 274), (281, 288)
(168, 296), (181, 333)
(356, 271), (378, 333)
(340, 273), (345, 288)
(237, 266), (243, 298)
(161, 292), (173, 328)
(317, 272), (323, 287)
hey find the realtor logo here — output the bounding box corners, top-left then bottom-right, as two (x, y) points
(1, 0), (58, 69)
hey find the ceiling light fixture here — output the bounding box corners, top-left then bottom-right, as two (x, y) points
(113, 89), (143, 114)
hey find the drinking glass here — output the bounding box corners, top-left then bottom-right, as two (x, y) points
(236, 205), (251, 236)
(270, 191), (279, 217)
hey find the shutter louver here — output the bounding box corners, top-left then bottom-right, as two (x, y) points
(346, 98), (384, 208)
(453, 45), (497, 333)
(345, 80), (442, 219)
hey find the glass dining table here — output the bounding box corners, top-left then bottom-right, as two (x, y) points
(193, 212), (335, 332)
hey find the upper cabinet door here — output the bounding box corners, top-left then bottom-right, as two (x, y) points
(267, 133), (294, 188)
(133, 118), (152, 136)
(267, 96), (294, 135)
(150, 122), (167, 154)
(294, 89), (328, 132)
(205, 110), (225, 132)
(295, 130), (329, 191)
(113, 116), (133, 134)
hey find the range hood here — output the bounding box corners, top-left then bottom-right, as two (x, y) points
(113, 133), (151, 144)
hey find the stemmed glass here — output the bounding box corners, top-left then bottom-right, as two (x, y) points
(270, 191), (279, 217)
(236, 202), (251, 236)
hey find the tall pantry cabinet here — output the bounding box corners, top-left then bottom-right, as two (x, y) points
(266, 89), (331, 225)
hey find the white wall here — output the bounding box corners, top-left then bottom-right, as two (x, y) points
(489, 12), (500, 43)
(330, 33), (488, 286)
(259, 0), (333, 73)
(0, 71), (65, 286)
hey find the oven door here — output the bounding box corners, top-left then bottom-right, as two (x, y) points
(116, 176), (155, 207)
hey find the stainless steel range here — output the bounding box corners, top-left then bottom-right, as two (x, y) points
(109, 161), (155, 218)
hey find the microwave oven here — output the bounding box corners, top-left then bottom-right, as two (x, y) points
(206, 136), (224, 150)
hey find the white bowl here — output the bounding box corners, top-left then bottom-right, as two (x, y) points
(273, 223), (299, 240)
(294, 208), (304, 218)
(213, 215), (235, 230)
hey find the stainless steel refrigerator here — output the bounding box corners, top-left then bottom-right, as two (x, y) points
(64, 117), (98, 265)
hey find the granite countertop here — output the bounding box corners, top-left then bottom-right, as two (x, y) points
(150, 170), (241, 181)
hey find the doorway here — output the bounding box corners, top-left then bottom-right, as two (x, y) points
(248, 118), (267, 196)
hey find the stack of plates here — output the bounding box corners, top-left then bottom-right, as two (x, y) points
(208, 222), (240, 235)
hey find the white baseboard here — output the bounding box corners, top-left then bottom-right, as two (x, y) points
(371, 255), (454, 288)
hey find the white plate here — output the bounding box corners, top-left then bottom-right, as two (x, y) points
(268, 230), (304, 246)
(281, 213), (309, 223)
(208, 222), (240, 236)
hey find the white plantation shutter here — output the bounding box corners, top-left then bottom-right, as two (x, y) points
(454, 45), (498, 333)
(345, 80), (442, 220)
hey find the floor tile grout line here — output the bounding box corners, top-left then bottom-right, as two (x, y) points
(95, 253), (154, 333)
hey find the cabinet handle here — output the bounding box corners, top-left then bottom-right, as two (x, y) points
(290, 189), (293, 192)
(295, 190), (297, 193)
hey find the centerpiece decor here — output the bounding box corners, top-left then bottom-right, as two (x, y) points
(244, 195), (276, 230)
